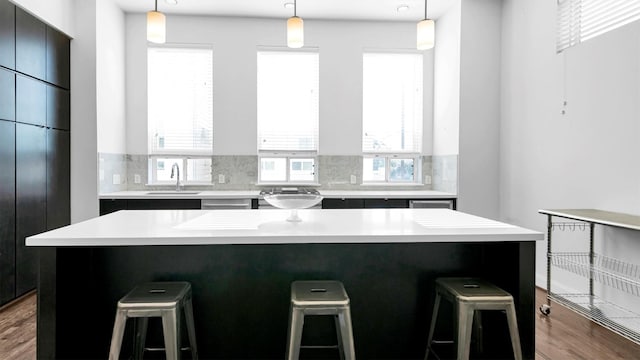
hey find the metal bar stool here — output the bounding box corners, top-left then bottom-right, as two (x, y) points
(108, 281), (199, 360)
(424, 278), (522, 360)
(286, 280), (356, 360)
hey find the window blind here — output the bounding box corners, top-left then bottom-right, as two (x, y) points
(557, 0), (640, 52)
(362, 52), (423, 153)
(257, 50), (319, 152)
(148, 46), (213, 155)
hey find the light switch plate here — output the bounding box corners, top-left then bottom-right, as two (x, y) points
(218, 174), (225, 184)
(424, 175), (432, 185)
(134, 174), (141, 184)
(350, 175), (357, 184)
(112, 174), (121, 185)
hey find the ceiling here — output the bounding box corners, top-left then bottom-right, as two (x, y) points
(112, 0), (454, 22)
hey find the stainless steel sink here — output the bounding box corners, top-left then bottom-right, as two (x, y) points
(146, 191), (201, 195)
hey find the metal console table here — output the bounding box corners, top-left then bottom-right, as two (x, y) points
(539, 209), (640, 344)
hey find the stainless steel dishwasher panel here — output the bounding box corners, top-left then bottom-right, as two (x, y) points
(409, 200), (454, 209)
(201, 198), (253, 210)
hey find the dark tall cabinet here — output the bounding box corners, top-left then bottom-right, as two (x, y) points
(0, 0), (71, 305)
(0, 121), (16, 305)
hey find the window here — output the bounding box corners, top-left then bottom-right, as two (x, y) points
(362, 52), (423, 183)
(257, 49), (319, 183)
(557, 0), (640, 52)
(147, 46), (213, 183)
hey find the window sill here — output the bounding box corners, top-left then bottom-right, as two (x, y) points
(256, 182), (321, 187)
(360, 182), (424, 187)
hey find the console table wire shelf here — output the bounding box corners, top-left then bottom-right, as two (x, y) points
(539, 209), (640, 345)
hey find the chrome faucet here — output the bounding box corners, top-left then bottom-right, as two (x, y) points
(170, 163), (181, 191)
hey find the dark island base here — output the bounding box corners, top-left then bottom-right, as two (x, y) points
(38, 241), (535, 359)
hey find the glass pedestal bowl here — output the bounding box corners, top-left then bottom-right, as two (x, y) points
(260, 188), (323, 222)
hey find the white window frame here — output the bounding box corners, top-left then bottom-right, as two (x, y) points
(361, 50), (424, 184)
(257, 47), (319, 184)
(362, 154), (422, 184)
(147, 44), (214, 185)
(258, 152), (318, 185)
(148, 155), (212, 185)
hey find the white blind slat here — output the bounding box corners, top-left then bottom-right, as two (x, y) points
(148, 47), (214, 155)
(257, 50), (319, 152)
(557, 0), (640, 52)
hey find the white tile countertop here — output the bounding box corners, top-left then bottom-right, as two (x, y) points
(98, 190), (456, 199)
(27, 208), (542, 247)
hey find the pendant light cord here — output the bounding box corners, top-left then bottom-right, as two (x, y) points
(294, 0), (297, 17)
(155, 0), (158, 12)
(424, 0), (428, 20)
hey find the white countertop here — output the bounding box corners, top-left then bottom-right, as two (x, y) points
(27, 209), (542, 247)
(99, 190), (456, 200)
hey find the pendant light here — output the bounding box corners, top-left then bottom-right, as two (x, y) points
(417, 0), (434, 50)
(287, 0), (304, 48)
(147, 0), (166, 44)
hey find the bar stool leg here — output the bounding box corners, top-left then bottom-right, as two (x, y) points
(424, 292), (441, 360)
(338, 308), (355, 360)
(456, 304), (474, 360)
(184, 297), (199, 360)
(286, 307), (305, 360)
(161, 308), (180, 360)
(109, 309), (128, 360)
(505, 304), (523, 360)
(473, 311), (483, 355)
(133, 317), (149, 360)
(334, 315), (345, 360)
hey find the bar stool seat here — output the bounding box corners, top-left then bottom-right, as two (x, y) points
(286, 280), (356, 360)
(108, 281), (198, 360)
(425, 277), (522, 360)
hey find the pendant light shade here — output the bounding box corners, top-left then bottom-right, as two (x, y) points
(417, 0), (434, 50)
(287, 0), (303, 48)
(417, 19), (434, 50)
(287, 16), (304, 48)
(147, 0), (166, 44)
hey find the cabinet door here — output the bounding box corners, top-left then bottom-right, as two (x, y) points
(321, 198), (364, 209)
(363, 199), (409, 208)
(15, 7), (46, 80)
(46, 26), (70, 89)
(0, 0), (15, 69)
(99, 199), (128, 216)
(47, 86), (70, 130)
(0, 120), (16, 305)
(16, 75), (46, 126)
(127, 199), (202, 210)
(47, 129), (70, 230)
(16, 123), (46, 296)
(0, 68), (15, 121)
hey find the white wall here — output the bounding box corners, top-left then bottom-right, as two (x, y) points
(433, 0), (460, 156)
(125, 15), (435, 156)
(70, 0), (99, 222)
(500, 0), (640, 297)
(96, 0), (126, 154)
(9, 0), (75, 36)
(457, 0), (503, 219)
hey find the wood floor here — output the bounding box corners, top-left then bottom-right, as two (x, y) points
(1, 288), (639, 359)
(0, 291), (36, 360)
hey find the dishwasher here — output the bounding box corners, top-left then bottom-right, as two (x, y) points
(201, 198), (253, 210)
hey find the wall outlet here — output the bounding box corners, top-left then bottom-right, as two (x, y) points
(218, 174), (225, 184)
(424, 175), (432, 185)
(134, 174), (141, 184)
(350, 175), (357, 185)
(112, 174), (120, 185)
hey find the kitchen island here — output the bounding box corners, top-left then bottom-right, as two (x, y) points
(28, 209), (542, 359)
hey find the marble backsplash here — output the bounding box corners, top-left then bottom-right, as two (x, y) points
(99, 153), (458, 193)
